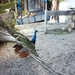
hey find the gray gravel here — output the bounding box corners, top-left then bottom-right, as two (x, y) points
(36, 32), (75, 75)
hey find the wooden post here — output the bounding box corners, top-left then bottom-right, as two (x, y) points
(44, 0), (47, 33)
(74, 22), (75, 29)
(57, 0), (59, 22)
(44, 10), (47, 33)
(50, 0), (59, 23)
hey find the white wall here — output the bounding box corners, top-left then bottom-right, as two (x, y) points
(59, 1), (71, 22)
(66, 0), (75, 8)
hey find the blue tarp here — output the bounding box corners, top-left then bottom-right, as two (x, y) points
(17, 0), (22, 11)
(42, 0), (47, 3)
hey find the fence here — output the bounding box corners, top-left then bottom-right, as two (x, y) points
(44, 9), (75, 32)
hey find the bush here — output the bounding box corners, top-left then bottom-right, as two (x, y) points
(0, 1), (15, 14)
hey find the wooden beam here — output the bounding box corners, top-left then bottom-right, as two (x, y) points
(47, 10), (75, 16)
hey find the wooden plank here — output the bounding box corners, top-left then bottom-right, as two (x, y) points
(47, 10), (75, 16)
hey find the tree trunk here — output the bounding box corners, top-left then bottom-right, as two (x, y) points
(24, 0), (27, 10)
(8, 0), (10, 3)
(38, 0), (44, 9)
(2, 0), (3, 4)
(15, 0), (17, 20)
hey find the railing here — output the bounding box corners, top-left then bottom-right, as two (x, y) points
(44, 9), (75, 32)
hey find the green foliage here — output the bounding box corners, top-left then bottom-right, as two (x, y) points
(0, 1), (15, 14)
(4, 18), (17, 31)
(22, 10), (29, 15)
(5, 1), (15, 8)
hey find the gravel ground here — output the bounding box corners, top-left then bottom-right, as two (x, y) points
(0, 22), (75, 75)
(36, 31), (75, 75)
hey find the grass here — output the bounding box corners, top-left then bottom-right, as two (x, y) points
(47, 28), (74, 35)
